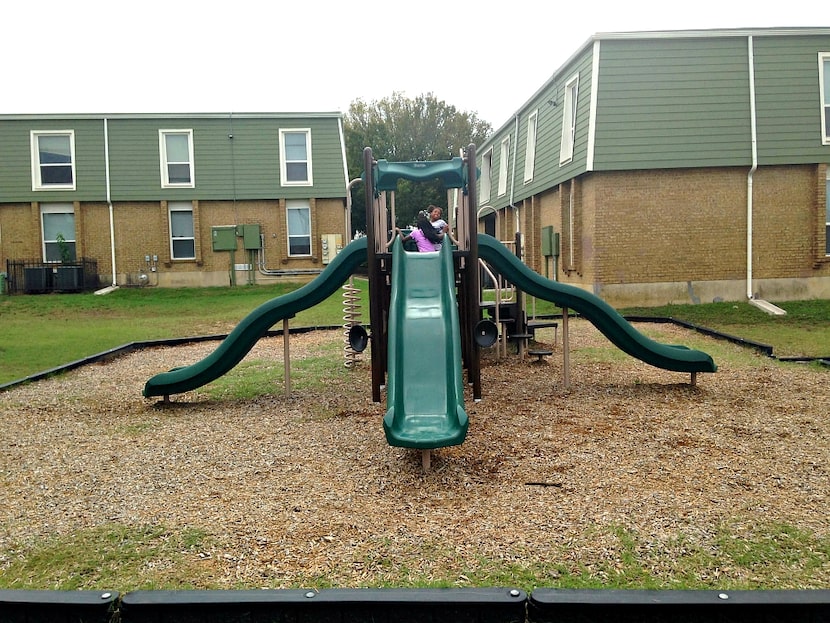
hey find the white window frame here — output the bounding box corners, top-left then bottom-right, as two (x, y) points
(286, 200), (312, 257)
(280, 129), (313, 186)
(497, 136), (510, 197)
(159, 129), (195, 188)
(559, 74), (580, 164)
(31, 130), (76, 191)
(820, 53), (830, 146)
(825, 169), (830, 255)
(169, 201), (196, 260)
(479, 148), (493, 205)
(41, 203), (76, 262)
(524, 109), (538, 183)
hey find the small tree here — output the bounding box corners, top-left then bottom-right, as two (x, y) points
(55, 233), (73, 264)
(344, 92), (492, 234)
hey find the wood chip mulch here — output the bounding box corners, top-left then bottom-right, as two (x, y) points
(1, 321), (827, 588)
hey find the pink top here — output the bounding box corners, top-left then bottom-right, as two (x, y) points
(409, 228), (438, 252)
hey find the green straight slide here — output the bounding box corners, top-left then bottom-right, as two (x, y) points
(478, 234), (717, 374)
(382, 238), (469, 449)
(142, 237), (369, 398)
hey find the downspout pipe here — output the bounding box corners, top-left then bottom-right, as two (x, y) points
(746, 36), (758, 300)
(744, 38), (786, 315)
(510, 113), (520, 234)
(98, 117), (119, 293)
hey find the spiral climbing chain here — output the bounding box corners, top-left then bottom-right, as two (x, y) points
(342, 278), (362, 367)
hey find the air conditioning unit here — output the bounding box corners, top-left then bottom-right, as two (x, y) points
(23, 267), (49, 293)
(54, 266), (83, 291)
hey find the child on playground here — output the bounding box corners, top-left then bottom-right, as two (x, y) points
(397, 211), (444, 252)
(428, 205), (449, 245)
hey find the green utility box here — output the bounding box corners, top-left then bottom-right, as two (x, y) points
(541, 226), (560, 257)
(239, 224), (262, 250)
(212, 226), (237, 251)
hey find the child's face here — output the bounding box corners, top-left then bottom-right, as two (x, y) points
(430, 208), (442, 220)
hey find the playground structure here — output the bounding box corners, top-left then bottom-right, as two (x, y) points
(143, 144), (717, 469)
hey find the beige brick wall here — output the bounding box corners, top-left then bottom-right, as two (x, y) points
(1, 198), (348, 289)
(0, 203), (40, 260)
(495, 164), (830, 306)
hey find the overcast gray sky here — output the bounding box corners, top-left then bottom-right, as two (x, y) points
(2, 1), (824, 127)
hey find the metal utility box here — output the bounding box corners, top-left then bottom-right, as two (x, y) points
(541, 226), (560, 257)
(54, 266), (83, 291)
(23, 267), (50, 293)
(212, 226), (237, 252)
(321, 233), (343, 264)
(239, 224), (262, 250)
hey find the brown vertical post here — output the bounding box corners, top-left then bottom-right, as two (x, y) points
(363, 147), (384, 403)
(464, 144), (482, 400)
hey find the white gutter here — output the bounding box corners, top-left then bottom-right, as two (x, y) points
(96, 118), (119, 294)
(745, 36), (786, 315)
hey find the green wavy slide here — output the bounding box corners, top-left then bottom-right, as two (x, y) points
(382, 238), (469, 449)
(142, 236), (369, 398)
(477, 234), (717, 374)
(144, 232), (714, 405)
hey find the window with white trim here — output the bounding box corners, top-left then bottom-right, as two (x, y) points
(280, 129), (313, 186)
(497, 136), (510, 197)
(559, 74), (579, 164)
(479, 148), (492, 205)
(821, 53), (830, 145)
(41, 203), (76, 262)
(524, 110), (538, 183)
(31, 131), (76, 190)
(159, 130), (195, 187)
(169, 201), (196, 259)
(825, 169), (830, 255)
(287, 200), (312, 256)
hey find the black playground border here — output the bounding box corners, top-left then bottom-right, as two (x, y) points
(3, 318), (828, 394)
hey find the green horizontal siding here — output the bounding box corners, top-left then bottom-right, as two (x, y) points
(592, 37), (753, 170)
(480, 48), (594, 208)
(479, 31), (830, 208)
(0, 119), (108, 202)
(0, 114), (347, 203)
(754, 35), (829, 164)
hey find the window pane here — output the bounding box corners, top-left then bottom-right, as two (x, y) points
(170, 210), (194, 237)
(287, 208), (310, 235)
(825, 60), (830, 105)
(43, 212), (75, 240)
(167, 163), (191, 184)
(38, 135), (71, 164)
(285, 162), (308, 182)
(826, 179), (830, 254)
(45, 241), (76, 262)
(284, 132), (307, 160)
(172, 239), (195, 259)
(41, 165), (73, 185)
(288, 238), (311, 255)
(165, 134), (190, 161)
(826, 179), (830, 221)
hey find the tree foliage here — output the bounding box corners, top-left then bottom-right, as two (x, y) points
(343, 92), (492, 234)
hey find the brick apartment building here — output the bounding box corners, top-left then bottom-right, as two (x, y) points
(0, 112), (350, 293)
(477, 28), (830, 307)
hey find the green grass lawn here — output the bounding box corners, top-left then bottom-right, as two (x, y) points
(529, 297), (830, 359)
(0, 280), (369, 385)
(1, 283), (827, 385)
